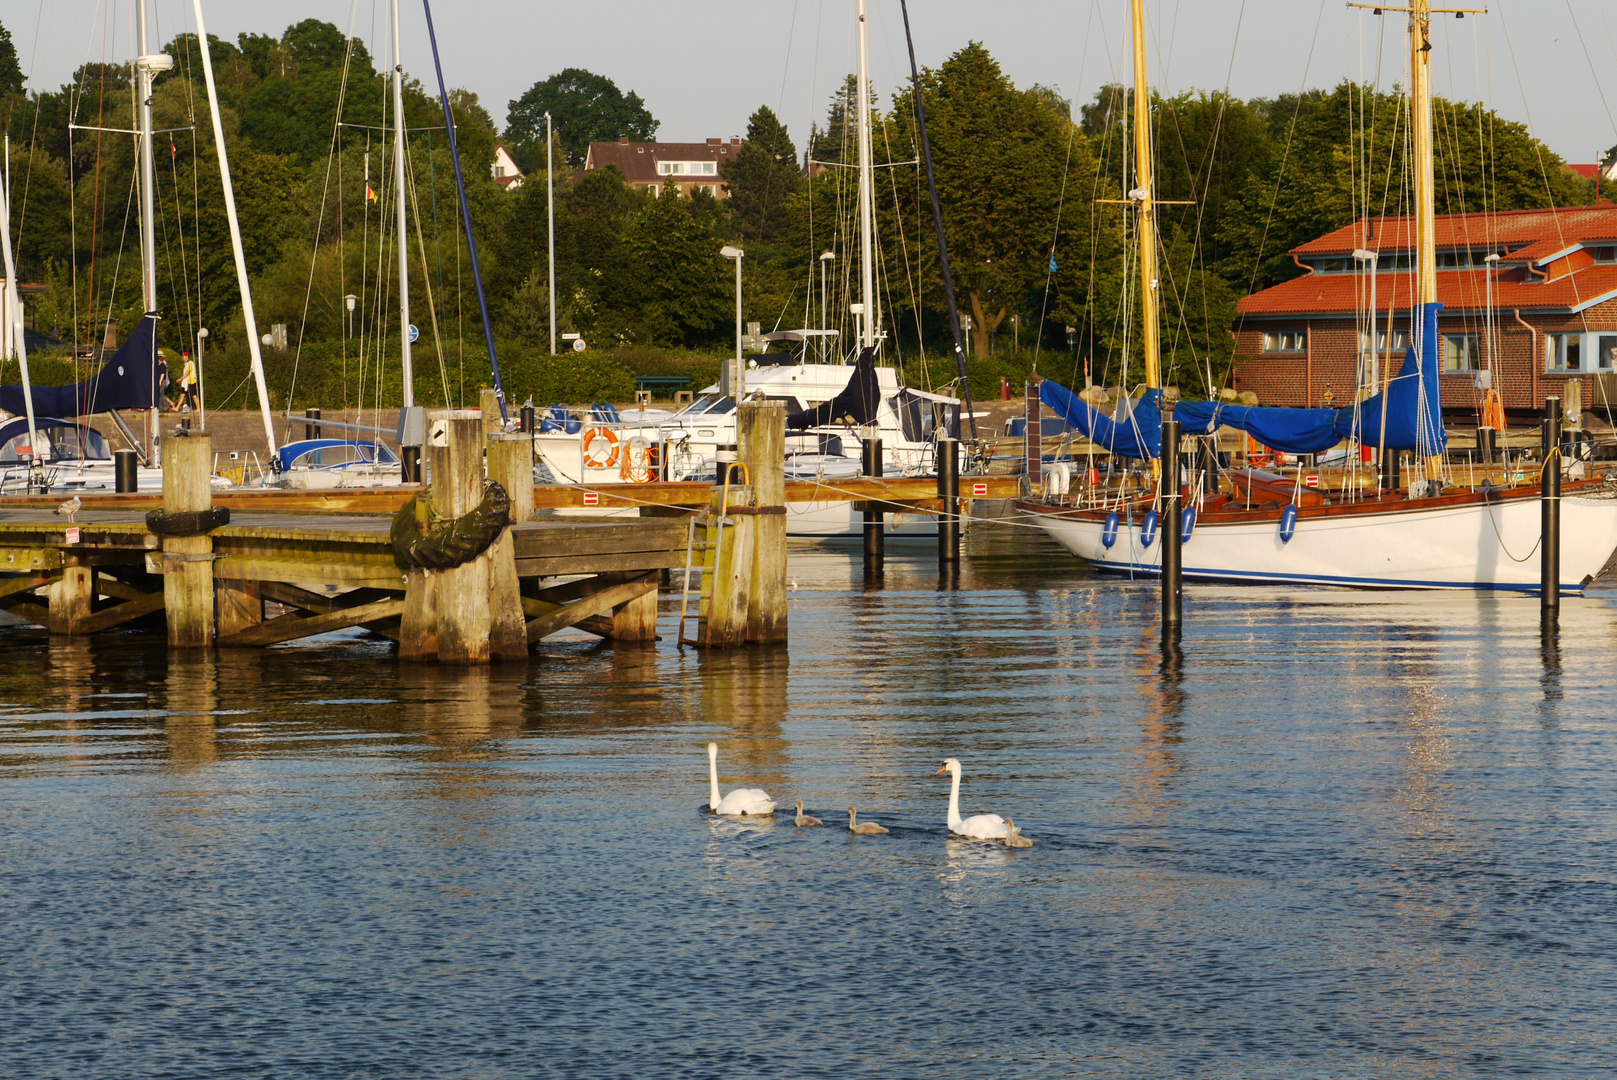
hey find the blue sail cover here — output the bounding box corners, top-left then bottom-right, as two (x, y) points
(1176, 301), (1448, 456)
(0, 314), (162, 418)
(1040, 379), (1162, 459)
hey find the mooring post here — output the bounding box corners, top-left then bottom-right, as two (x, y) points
(1161, 411), (1183, 634)
(937, 438), (960, 564)
(487, 432), (534, 523)
(1541, 396), (1562, 613)
(47, 559), (94, 636)
(862, 433), (884, 565)
(738, 401), (787, 643)
(1198, 435), (1219, 494)
(114, 449), (138, 493)
(162, 429), (215, 648)
(480, 388), (503, 441)
(704, 480), (756, 648)
(519, 403), (536, 435)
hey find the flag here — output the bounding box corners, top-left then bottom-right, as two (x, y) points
(169, 140), (177, 160)
(365, 185), (377, 202)
(1048, 254), (1059, 273)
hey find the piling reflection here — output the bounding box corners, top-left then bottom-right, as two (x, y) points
(163, 652), (218, 767)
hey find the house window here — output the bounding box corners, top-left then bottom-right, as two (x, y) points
(1359, 328), (1409, 353)
(1442, 333), (1481, 372)
(703, 162), (717, 175)
(1262, 330), (1305, 352)
(1376, 253), (1413, 271)
(1546, 333), (1582, 372)
(1599, 334), (1617, 370)
(1587, 245), (1617, 263)
(494, 166), (505, 178)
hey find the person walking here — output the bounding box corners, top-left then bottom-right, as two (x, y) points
(179, 352), (199, 413)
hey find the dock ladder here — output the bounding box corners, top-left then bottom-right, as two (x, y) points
(677, 463), (748, 648)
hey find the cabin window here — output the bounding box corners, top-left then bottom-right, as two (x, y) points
(1442, 333), (1482, 372)
(1546, 333), (1582, 372)
(1588, 245), (1617, 263)
(1262, 330), (1305, 353)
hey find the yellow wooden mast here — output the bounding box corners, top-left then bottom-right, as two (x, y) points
(1131, 0), (1161, 393)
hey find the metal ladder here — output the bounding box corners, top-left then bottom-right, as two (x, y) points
(677, 463), (748, 649)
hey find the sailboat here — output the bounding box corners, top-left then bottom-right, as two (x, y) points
(0, 0), (279, 495)
(1018, 0), (1617, 591)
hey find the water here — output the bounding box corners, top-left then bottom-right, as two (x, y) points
(1, 530), (1613, 1078)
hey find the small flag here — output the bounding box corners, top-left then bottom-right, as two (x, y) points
(1048, 254), (1059, 273)
(366, 185), (377, 202)
(169, 140), (177, 160)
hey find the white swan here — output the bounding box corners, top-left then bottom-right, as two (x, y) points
(847, 806), (888, 835)
(935, 757), (1011, 840)
(707, 742), (775, 815)
(794, 799), (822, 827)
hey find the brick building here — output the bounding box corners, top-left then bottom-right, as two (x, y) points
(1230, 206), (1617, 420)
(582, 136), (741, 198)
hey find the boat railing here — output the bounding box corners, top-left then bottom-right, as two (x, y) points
(213, 449), (270, 487)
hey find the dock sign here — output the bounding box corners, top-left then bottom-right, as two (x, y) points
(1304, 475), (1319, 488)
(973, 482), (988, 496)
(65, 527), (80, 545)
(408, 324), (420, 343)
(582, 491), (600, 506)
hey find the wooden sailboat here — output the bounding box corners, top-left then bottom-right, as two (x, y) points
(1018, 0), (1617, 592)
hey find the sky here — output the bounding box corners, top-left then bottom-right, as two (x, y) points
(10, 1), (1617, 165)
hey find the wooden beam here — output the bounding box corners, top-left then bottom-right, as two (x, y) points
(260, 581), (397, 615)
(218, 597), (406, 648)
(514, 551), (685, 577)
(525, 576), (657, 642)
(71, 589), (166, 635)
(0, 600), (49, 626)
(0, 571), (53, 600)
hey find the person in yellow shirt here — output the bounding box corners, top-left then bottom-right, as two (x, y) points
(179, 352), (198, 413)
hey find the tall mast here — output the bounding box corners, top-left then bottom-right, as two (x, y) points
(855, 0), (875, 351)
(135, 0), (158, 313)
(1409, 0), (1436, 307)
(391, 0), (413, 407)
(1130, 0), (1161, 392)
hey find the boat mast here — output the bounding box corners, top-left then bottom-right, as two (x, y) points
(391, 0), (413, 408)
(855, 0), (875, 352)
(135, 0), (158, 315)
(1130, 0), (1161, 394)
(1409, 0), (1436, 313)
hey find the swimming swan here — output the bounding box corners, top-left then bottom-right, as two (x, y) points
(934, 757), (1011, 840)
(1004, 817), (1033, 848)
(847, 806), (889, 835)
(794, 799), (823, 827)
(707, 742), (775, 815)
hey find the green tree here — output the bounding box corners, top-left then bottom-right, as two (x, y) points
(505, 69), (657, 170)
(723, 105), (803, 244)
(623, 180), (729, 346)
(0, 19), (23, 130)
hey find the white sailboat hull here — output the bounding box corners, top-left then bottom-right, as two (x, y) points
(1025, 493), (1617, 592)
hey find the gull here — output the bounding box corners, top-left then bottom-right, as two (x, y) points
(55, 496), (82, 522)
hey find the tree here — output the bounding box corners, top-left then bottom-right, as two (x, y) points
(623, 180), (729, 346)
(0, 20), (26, 131)
(724, 105), (803, 244)
(506, 69), (657, 170)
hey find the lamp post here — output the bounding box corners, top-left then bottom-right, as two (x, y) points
(196, 327), (208, 427)
(820, 250), (834, 362)
(721, 245), (744, 397)
(547, 110), (557, 357)
(343, 293), (357, 340)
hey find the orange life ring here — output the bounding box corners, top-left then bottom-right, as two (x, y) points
(581, 426), (620, 468)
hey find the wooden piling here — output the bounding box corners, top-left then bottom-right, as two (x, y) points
(1161, 413), (1183, 633)
(937, 439), (960, 563)
(400, 410), (526, 664)
(1542, 396), (1562, 613)
(703, 483), (756, 648)
(163, 430), (215, 648)
(480, 388), (503, 440)
(487, 433), (535, 523)
(861, 435), (884, 565)
(738, 402), (787, 643)
(215, 579), (262, 638)
(47, 561), (93, 635)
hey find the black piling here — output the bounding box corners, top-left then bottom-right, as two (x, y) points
(400, 446), (422, 484)
(1541, 396), (1562, 614)
(1380, 448), (1401, 493)
(863, 436), (884, 568)
(1197, 435), (1219, 494)
(519, 403), (536, 434)
(114, 450), (138, 493)
(304, 408), (321, 441)
(938, 438), (960, 565)
(1161, 414), (1183, 635)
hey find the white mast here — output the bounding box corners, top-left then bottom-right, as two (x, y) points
(392, 0), (413, 407)
(0, 142), (40, 476)
(135, 0), (159, 313)
(547, 110), (556, 357)
(855, 0), (875, 351)
(1130, 0), (1160, 394)
(192, 0), (276, 456)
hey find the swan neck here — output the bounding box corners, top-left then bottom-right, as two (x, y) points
(947, 768), (963, 828)
(708, 750), (721, 809)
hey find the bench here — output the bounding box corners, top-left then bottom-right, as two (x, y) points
(633, 375), (692, 393)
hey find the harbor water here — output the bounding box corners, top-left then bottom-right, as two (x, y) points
(1, 529), (1612, 1078)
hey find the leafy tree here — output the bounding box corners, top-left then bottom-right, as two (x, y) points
(724, 105), (803, 244)
(506, 69), (657, 170)
(0, 19), (23, 130)
(623, 180), (729, 346)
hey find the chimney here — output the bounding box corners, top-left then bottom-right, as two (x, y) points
(707, 137), (721, 146)
(618, 135), (629, 144)
(731, 137), (741, 145)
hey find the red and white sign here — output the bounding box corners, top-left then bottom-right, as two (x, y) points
(1304, 475), (1320, 488)
(973, 482), (988, 496)
(582, 491), (600, 506)
(65, 527), (81, 545)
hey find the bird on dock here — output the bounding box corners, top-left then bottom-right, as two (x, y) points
(934, 758), (1012, 840)
(55, 497), (81, 521)
(794, 800), (822, 827)
(706, 742), (775, 816)
(847, 806), (888, 835)
(1004, 818), (1033, 849)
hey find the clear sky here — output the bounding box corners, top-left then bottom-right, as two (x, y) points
(11, 1), (1617, 165)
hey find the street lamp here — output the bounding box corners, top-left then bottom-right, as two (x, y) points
(820, 250), (834, 362)
(196, 327), (209, 425)
(721, 245), (744, 397)
(343, 293), (357, 340)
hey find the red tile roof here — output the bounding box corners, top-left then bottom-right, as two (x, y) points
(1237, 264), (1617, 318)
(1293, 206), (1617, 263)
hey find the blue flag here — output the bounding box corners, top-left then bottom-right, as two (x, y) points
(1048, 254), (1059, 273)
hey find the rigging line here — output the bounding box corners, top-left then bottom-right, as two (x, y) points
(1563, 0), (1617, 148)
(288, 14), (363, 411)
(402, 125), (453, 409)
(1238, 0), (1329, 312)
(12, 0), (52, 258)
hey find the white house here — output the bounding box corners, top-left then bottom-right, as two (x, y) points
(492, 146), (524, 191)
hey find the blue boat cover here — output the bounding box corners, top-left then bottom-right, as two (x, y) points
(1039, 379), (1162, 459)
(788, 347), (880, 431)
(0, 314), (163, 418)
(1176, 302), (1448, 456)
